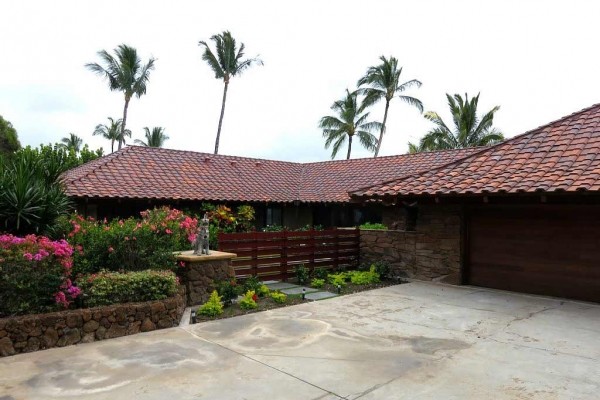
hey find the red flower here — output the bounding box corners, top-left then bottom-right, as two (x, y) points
(252, 293), (258, 302)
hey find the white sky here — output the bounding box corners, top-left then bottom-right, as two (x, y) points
(1, 0), (599, 162)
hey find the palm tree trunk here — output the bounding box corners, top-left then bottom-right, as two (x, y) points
(215, 81), (229, 154)
(374, 100), (390, 158)
(346, 135), (353, 160)
(120, 96), (131, 151)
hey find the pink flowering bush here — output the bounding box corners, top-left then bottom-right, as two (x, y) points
(65, 207), (198, 276)
(0, 234), (81, 316)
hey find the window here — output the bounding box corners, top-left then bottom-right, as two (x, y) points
(405, 206), (418, 231)
(266, 207), (282, 227)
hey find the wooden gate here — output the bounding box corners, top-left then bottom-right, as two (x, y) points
(218, 228), (360, 281)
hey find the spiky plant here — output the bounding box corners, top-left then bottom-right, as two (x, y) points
(135, 127), (169, 147)
(93, 117), (131, 153)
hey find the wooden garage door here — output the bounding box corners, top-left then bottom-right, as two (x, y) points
(467, 206), (600, 303)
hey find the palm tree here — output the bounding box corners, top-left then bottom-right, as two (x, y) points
(86, 44), (155, 150)
(198, 31), (263, 154)
(93, 117), (131, 153)
(59, 133), (83, 153)
(357, 56), (423, 158)
(319, 90), (381, 160)
(408, 93), (504, 152)
(134, 127), (169, 147)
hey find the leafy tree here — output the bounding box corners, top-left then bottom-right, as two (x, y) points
(86, 44), (155, 150)
(134, 127), (169, 147)
(0, 144), (103, 234)
(199, 31), (263, 154)
(60, 133), (83, 153)
(0, 115), (21, 155)
(357, 56), (423, 157)
(93, 117), (130, 153)
(408, 93), (504, 153)
(319, 90), (381, 159)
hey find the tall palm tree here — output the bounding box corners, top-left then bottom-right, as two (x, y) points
(86, 44), (155, 150)
(357, 56), (423, 157)
(198, 31), (263, 154)
(319, 90), (381, 160)
(134, 127), (169, 147)
(408, 93), (504, 153)
(93, 117), (131, 153)
(59, 133), (83, 153)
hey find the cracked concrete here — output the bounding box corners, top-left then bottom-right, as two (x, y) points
(1, 282), (599, 399)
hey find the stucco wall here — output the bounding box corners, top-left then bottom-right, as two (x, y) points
(360, 205), (462, 284)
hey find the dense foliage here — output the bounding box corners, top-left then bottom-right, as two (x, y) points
(359, 222), (387, 230)
(185, 203), (256, 249)
(0, 115), (21, 155)
(61, 207), (198, 276)
(0, 234), (80, 316)
(78, 269), (178, 307)
(0, 144), (103, 235)
(239, 290), (258, 310)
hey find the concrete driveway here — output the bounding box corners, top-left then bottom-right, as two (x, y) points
(1, 282), (599, 399)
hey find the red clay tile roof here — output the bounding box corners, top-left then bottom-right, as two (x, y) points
(62, 146), (479, 203)
(351, 103), (600, 199)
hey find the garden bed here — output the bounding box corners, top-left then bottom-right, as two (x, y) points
(194, 294), (305, 323)
(191, 278), (402, 324)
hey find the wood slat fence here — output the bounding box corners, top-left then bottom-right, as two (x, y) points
(218, 228), (360, 281)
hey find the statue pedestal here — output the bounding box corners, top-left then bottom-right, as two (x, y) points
(174, 250), (237, 306)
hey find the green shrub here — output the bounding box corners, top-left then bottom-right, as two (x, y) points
(242, 275), (262, 293)
(311, 278), (325, 288)
(348, 267), (380, 285)
(328, 273), (347, 288)
(257, 284), (270, 297)
(217, 278), (241, 304)
(313, 267), (329, 280)
(371, 261), (390, 278)
(79, 270), (178, 307)
(295, 264), (310, 285)
(239, 290), (258, 310)
(359, 222), (387, 230)
(66, 207), (198, 276)
(0, 234), (80, 316)
(270, 291), (287, 304)
(198, 290), (223, 317)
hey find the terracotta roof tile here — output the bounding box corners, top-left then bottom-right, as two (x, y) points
(351, 103), (600, 199)
(62, 146), (479, 203)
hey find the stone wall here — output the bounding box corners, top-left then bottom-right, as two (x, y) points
(361, 205), (462, 284)
(0, 287), (186, 357)
(176, 251), (236, 305)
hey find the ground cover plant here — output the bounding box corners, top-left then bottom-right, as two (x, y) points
(359, 222), (387, 230)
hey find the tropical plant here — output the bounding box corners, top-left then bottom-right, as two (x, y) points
(408, 93), (504, 153)
(134, 126), (169, 147)
(0, 115), (21, 155)
(311, 278), (325, 289)
(60, 133), (83, 153)
(93, 117), (131, 153)
(197, 290), (224, 317)
(319, 90), (381, 159)
(239, 290), (258, 310)
(294, 264), (310, 285)
(0, 234), (79, 316)
(216, 278), (241, 305)
(357, 56), (423, 157)
(86, 44), (156, 150)
(198, 31), (263, 154)
(270, 291), (287, 304)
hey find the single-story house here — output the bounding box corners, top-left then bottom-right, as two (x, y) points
(352, 103), (600, 303)
(62, 145), (478, 229)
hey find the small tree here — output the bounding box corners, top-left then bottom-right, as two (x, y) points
(0, 115), (21, 155)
